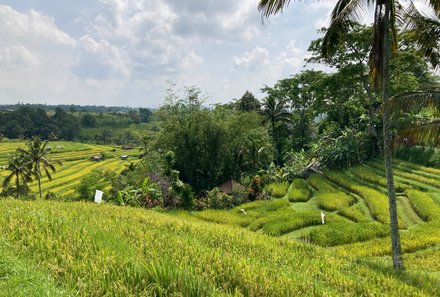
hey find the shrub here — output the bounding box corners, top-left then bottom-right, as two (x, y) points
(316, 128), (370, 170)
(207, 188), (233, 209)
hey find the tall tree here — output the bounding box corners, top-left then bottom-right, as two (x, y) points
(236, 91), (261, 112)
(260, 93), (291, 164)
(258, 0), (438, 270)
(2, 153), (33, 198)
(18, 137), (59, 199)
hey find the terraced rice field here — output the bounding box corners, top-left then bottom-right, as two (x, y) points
(0, 141), (139, 197)
(192, 158), (440, 250)
(0, 155), (439, 295)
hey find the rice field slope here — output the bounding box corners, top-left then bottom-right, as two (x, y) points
(0, 141), (139, 197)
(191, 159), (440, 281)
(0, 200), (439, 296)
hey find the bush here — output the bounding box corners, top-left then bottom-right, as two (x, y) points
(207, 188), (233, 209)
(316, 128), (370, 170)
(394, 146), (440, 167)
(76, 169), (115, 201)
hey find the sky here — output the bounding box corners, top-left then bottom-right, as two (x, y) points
(0, 0), (409, 108)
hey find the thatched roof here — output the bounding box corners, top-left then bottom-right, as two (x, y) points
(218, 179), (243, 194)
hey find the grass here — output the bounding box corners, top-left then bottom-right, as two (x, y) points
(405, 190), (440, 222)
(1, 200), (440, 296)
(286, 179), (311, 202)
(303, 222), (389, 246)
(0, 239), (67, 296)
(323, 171), (401, 226)
(265, 182), (289, 198)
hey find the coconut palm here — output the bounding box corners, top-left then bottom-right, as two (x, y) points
(258, 0), (438, 270)
(18, 137), (60, 199)
(2, 153), (33, 197)
(260, 95), (291, 165)
(405, 1), (440, 68)
(383, 88), (440, 145)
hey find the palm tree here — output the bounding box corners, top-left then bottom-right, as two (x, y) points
(18, 137), (60, 199)
(405, 1), (440, 69)
(260, 94), (291, 164)
(258, 0), (438, 270)
(2, 153), (33, 198)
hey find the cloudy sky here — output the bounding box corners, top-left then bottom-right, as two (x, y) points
(0, 0), (343, 107)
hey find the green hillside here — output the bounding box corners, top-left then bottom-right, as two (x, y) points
(0, 141), (139, 197)
(1, 141), (440, 295)
(1, 200), (439, 296)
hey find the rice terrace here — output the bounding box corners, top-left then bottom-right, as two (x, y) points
(1, 0), (440, 296)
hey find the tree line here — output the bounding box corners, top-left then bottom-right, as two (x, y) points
(0, 106), (152, 141)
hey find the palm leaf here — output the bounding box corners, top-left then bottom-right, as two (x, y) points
(258, 0), (292, 18)
(382, 89), (440, 114)
(395, 119), (440, 146)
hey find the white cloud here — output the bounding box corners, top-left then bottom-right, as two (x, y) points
(0, 1), (338, 107)
(0, 5), (75, 48)
(0, 45), (40, 68)
(233, 47), (270, 71)
(72, 35), (130, 79)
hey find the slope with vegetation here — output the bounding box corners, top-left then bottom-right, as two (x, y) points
(1, 199), (439, 296)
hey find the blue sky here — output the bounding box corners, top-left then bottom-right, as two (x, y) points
(1, 0), (342, 107)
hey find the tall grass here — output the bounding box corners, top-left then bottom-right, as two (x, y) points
(1, 200), (438, 296)
(265, 182), (289, 198)
(405, 190), (440, 222)
(286, 179), (311, 202)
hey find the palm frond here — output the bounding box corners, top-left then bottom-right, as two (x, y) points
(45, 167), (53, 181)
(3, 173), (14, 188)
(383, 89), (440, 114)
(395, 119), (440, 146)
(258, 0), (292, 18)
(322, 0), (370, 57)
(404, 1), (440, 68)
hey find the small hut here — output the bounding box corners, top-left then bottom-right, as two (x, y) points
(90, 155), (102, 162)
(218, 179), (244, 194)
(120, 155), (128, 160)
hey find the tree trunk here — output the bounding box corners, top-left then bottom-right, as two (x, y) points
(362, 77), (383, 156)
(382, 1), (404, 270)
(16, 172), (20, 198)
(36, 163), (42, 199)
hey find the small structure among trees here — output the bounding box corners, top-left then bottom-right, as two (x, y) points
(218, 179), (244, 195)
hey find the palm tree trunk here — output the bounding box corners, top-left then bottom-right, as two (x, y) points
(383, 2), (404, 270)
(15, 172), (20, 198)
(36, 166), (42, 199)
(362, 77), (383, 156)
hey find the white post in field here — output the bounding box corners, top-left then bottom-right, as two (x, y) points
(95, 190), (103, 204)
(320, 212), (325, 224)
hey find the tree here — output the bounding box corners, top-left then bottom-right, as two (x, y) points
(258, 0), (438, 270)
(260, 92), (291, 165)
(405, 1), (440, 69)
(139, 108), (152, 123)
(81, 113), (97, 127)
(18, 137), (60, 199)
(2, 153), (33, 197)
(236, 91), (261, 112)
(273, 70), (327, 149)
